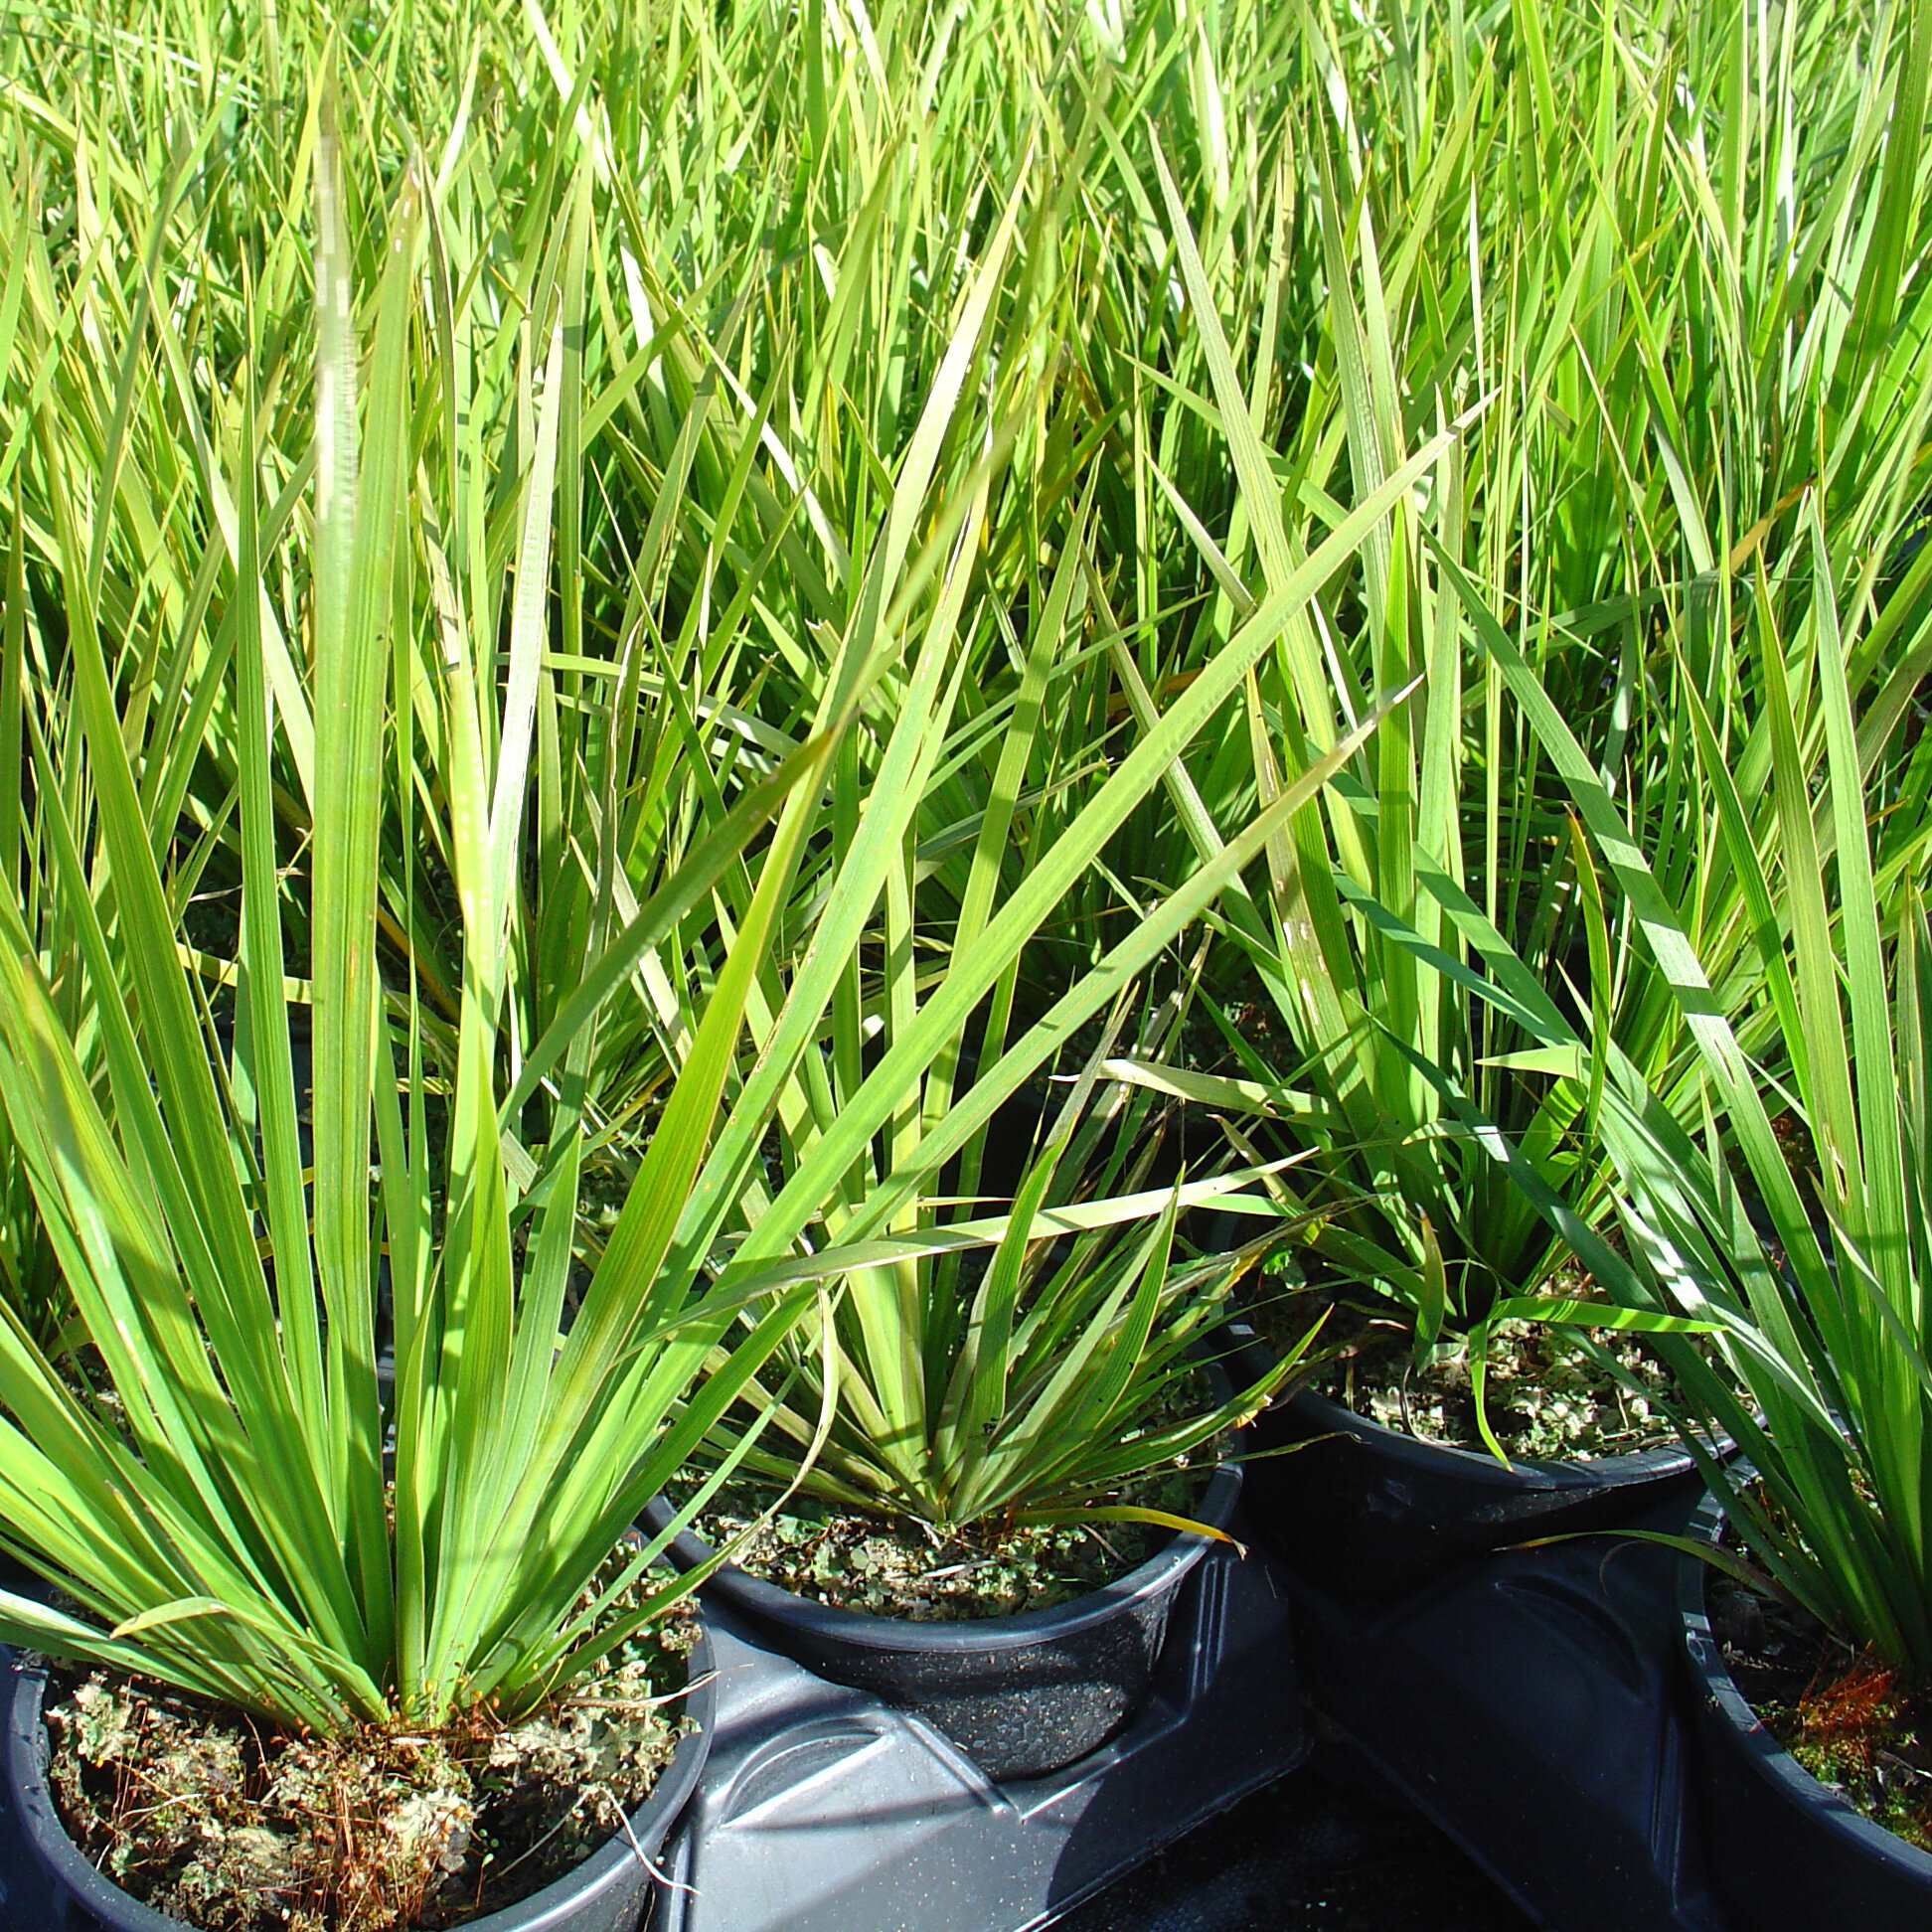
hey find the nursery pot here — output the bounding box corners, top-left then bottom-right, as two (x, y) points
(1, 1627), (716, 1932)
(643, 1462), (1240, 1782)
(1224, 1322), (1705, 1601)
(1678, 1497), (1932, 1932)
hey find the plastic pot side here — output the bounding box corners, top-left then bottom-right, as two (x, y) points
(1225, 1322), (1705, 1599)
(1287, 1482), (1731, 1932)
(650, 1535), (1307, 1932)
(0, 1629), (716, 1932)
(644, 1461), (1241, 1781)
(1677, 1499), (1932, 1932)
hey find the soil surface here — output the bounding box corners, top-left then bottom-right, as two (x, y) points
(677, 1457), (1214, 1620)
(1257, 1286), (1695, 1461)
(40, 1597), (700, 1932)
(1317, 1316), (1685, 1459)
(1711, 1572), (1932, 1851)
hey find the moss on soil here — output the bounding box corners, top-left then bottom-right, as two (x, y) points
(1775, 1667), (1932, 1852)
(682, 1458), (1217, 1621)
(1308, 1312), (1689, 1460)
(42, 1596), (700, 1932)
(1714, 1576), (1932, 1852)
(1244, 1240), (1699, 1461)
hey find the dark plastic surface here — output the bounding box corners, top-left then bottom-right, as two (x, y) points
(1285, 1486), (1733, 1932)
(1227, 1321), (1704, 1602)
(653, 1532), (1306, 1932)
(646, 1464), (1240, 1780)
(1678, 1495), (1932, 1932)
(1046, 1744), (1538, 1931)
(0, 1629), (716, 1932)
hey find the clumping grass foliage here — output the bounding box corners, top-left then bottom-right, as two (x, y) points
(0, 0), (1929, 1825)
(0, 53), (860, 1735)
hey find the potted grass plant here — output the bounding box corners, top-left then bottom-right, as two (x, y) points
(482, 18), (1463, 1777)
(0, 53), (1019, 1927)
(1081, 131), (1717, 1597)
(581, 101), (1464, 1763)
(1458, 490), (1932, 1930)
(1091, 0), (1932, 1597)
(629, 383), (1454, 1774)
(648, 1052), (1306, 1783)
(0, 21), (1449, 1902)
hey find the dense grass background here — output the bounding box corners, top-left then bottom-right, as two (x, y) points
(1, 0), (1931, 1684)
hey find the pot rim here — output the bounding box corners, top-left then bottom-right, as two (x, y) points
(1, 1622), (716, 1932)
(1677, 1491), (1932, 1885)
(1282, 1379), (1703, 1487)
(646, 1459), (1241, 1656)
(1218, 1315), (1711, 1488)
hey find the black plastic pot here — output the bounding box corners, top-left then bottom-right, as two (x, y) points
(0, 1628), (716, 1932)
(1225, 1321), (1705, 1601)
(1288, 1481), (1730, 1932)
(651, 1533), (1307, 1932)
(1678, 1497), (1932, 1932)
(643, 1462), (1240, 1782)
